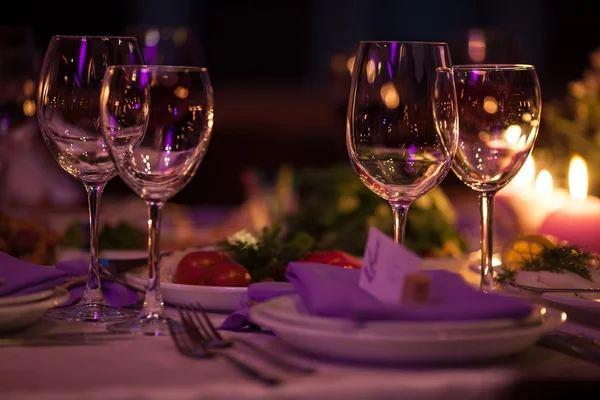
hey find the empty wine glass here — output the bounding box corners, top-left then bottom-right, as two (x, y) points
(37, 36), (144, 321)
(346, 41), (459, 245)
(100, 65), (214, 335)
(452, 65), (541, 289)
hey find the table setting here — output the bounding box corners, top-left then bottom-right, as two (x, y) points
(1, 37), (600, 400)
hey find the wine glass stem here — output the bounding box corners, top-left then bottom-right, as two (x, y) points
(141, 201), (165, 318)
(479, 192), (496, 290)
(390, 201), (411, 245)
(81, 183), (106, 305)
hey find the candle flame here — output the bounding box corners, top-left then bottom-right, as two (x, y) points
(512, 156), (535, 186)
(568, 155), (588, 200)
(536, 169), (553, 196)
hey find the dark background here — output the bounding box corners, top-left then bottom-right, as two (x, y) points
(2, 0), (597, 205)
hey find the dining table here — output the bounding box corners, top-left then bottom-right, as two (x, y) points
(1, 303), (600, 400)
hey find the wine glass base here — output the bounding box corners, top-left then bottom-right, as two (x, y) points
(44, 303), (136, 322)
(106, 313), (180, 336)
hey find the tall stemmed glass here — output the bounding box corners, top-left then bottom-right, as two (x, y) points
(452, 65), (541, 289)
(37, 36), (144, 321)
(100, 65), (213, 335)
(346, 41), (459, 245)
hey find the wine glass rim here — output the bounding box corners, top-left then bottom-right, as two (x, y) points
(107, 64), (209, 73)
(359, 40), (448, 45)
(453, 64), (535, 70)
(51, 35), (139, 41)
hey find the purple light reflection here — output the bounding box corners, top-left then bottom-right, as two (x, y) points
(77, 39), (87, 88)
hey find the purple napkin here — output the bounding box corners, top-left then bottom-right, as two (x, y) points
(220, 281), (296, 330)
(286, 262), (533, 321)
(0, 252), (137, 307)
(0, 252), (68, 297)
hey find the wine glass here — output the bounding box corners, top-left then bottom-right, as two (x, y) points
(37, 36), (144, 321)
(100, 65), (214, 335)
(451, 65), (541, 289)
(346, 41), (459, 245)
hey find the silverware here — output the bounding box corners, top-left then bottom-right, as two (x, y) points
(510, 282), (600, 293)
(0, 332), (134, 347)
(169, 313), (281, 386)
(184, 303), (315, 374)
(540, 331), (600, 365)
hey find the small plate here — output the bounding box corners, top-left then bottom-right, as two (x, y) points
(542, 292), (600, 312)
(0, 288), (57, 307)
(126, 274), (246, 312)
(250, 301), (565, 364)
(0, 287), (70, 333)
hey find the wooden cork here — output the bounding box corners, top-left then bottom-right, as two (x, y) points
(401, 273), (431, 304)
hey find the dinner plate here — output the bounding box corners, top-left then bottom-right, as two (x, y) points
(0, 287), (70, 333)
(125, 274), (246, 312)
(250, 301), (565, 364)
(0, 288), (57, 307)
(255, 295), (544, 337)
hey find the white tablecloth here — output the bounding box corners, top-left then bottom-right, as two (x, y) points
(1, 312), (600, 400)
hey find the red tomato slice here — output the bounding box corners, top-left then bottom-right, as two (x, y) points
(302, 250), (362, 269)
(207, 262), (251, 287)
(173, 250), (232, 285)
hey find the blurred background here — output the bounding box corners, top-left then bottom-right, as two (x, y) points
(0, 0), (598, 207)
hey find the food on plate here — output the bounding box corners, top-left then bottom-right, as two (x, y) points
(495, 233), (600, 286)
(301, 250), (361, 269)
(501, 234), (556, 271)
(283, 164), (468, 258)
(401, 273), (431, 304)
(62, 221), (146, 250)
(0, 211), (59, 265)
(208, 262), (252, 287)
(172, 250), (251, 287)
(220, 225), (316, 282)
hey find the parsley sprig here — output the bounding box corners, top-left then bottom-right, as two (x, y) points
(219, 224), (315, 283)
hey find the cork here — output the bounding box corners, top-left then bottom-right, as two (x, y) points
(401, 273), (431, 304)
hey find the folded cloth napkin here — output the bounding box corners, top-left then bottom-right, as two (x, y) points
(220, 262), (533, 330)
(220, 281), (296, 330)
(286, 262), (533, 321)
(0, 252), (137, 307)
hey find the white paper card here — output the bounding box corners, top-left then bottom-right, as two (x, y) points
(359, 227), (422, 304)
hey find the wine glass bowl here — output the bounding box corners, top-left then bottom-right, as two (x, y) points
(37, 36), (144, 321)
(38, 36), (142, 184)
(451, 64), (542, 288)
(101, 65), (214, 335)
(452, 65), (541, 191)
(346, 41), (458, 244)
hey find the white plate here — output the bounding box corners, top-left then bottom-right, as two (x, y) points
(0, 287), (70, 333)
(542, 292), (600, 312)
(256, 295), (543, 337)
(250, 300), (565, 364)
(0, 288), (57, 307)
(126, 274), (246, 312)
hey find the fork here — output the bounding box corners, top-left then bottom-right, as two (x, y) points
(183, 303), (315, 375)
(510, 282), (600, 294)
(173, 309), (282, 386)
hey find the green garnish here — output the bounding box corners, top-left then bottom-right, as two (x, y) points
(219, 224), (315, 282)
(520, 244), (598, 280)
(495, 243), (599, 285)
(61, 221), (146, 250)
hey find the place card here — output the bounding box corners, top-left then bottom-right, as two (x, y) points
(358, 227), (421, 304)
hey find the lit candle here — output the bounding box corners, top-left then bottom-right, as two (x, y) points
(497, 156), (567, 233)
(539, 155), (600, 253)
